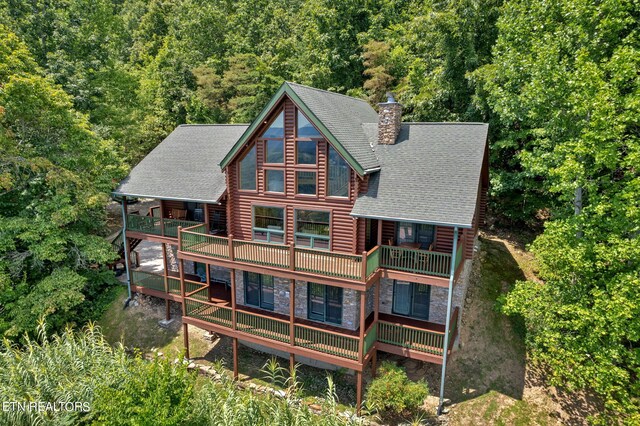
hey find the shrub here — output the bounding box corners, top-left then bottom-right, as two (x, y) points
(365, 361), (429, 417)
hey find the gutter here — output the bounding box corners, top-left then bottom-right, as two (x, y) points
(111, 191), (220, 205)
(349, 212), (472, 229)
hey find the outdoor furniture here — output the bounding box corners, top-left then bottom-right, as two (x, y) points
(170, 208), (187, 220)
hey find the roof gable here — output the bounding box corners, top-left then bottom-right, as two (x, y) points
(219, 82), (380, 176)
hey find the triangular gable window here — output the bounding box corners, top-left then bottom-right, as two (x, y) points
(261, 111), (284, 138)
(297, 110), (322, 138)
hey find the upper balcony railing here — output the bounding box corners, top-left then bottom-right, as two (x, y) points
(126, 213), (201, 239)
(178, 225), (465, 283)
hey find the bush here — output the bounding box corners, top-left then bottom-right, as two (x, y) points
(365, 361), (429, 417)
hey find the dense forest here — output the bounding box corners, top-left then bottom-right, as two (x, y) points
(0, 0), (638, 422)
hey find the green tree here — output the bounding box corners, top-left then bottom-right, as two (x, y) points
(0, 28), (125, 339)
(477, 0), (640, 420)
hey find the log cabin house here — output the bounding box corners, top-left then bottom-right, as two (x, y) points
(113, 82), (489, 414)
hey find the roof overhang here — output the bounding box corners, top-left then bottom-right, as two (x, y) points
(349, 212), (472, 229)
(219, 82), (367, 176)
(111, 191), (221, 205)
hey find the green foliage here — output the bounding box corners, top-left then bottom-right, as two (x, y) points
(0, 323), (362, 425)
(479, 0), (640, 420)
(366, 361), (429, 417)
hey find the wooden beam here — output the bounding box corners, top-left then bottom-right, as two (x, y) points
(356, 371), (363, 416)
(230, 268), (237, 330)
(183, 323), (190, 359)
(289, 353), (295, 375)
(289, 279), (295, 345)
(358, 290), (366, 361)
(204, 203), (210, 230)
(232, 337), (239, 379)
(377, 219), (383, 246)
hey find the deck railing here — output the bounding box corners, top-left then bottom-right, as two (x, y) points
(177, 227), (466, 282)
(294, 247), (361, 280)
(363, 323), (377, 355)
(379, 245), (451, 277)
(294, 324), (359, 360)
(167, 276), (181, 295)
(378, 321), (445, 356)
(185, 298), (232, 327)
(126, 214), (201, 238)
(131, 270), (166, 292)
(236, 311), (290, 343)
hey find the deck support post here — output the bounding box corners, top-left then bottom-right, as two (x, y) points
(356, 370), (363, 416)
(230, 268), (237, 330)
(120, 196), (132, 301)
(183, 323), (190, 359)
(166, 300), (171, 321)
(289, 353), (295, 375)
(232, 337), (239, 380)
(358, 289), (366, 361)
(159, 200), (165, 237)
(162, 242), (168, 293)
(289, 278), (296, 374)
(438, 226), (459, 415)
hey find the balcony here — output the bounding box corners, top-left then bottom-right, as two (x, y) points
(178, 224), (463, 283)
(127, 213), (202, 239)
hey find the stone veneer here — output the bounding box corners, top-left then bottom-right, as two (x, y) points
(233, 271), (364, 331)
(377, 100), (403, 145)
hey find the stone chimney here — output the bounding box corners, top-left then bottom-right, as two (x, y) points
(377, 92), (402, 145)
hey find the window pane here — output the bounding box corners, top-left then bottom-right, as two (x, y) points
(412, 284), (430, 319)
(297, 110), (321, 138)
(325, 286), (343, 324)
(262, 111), (284, 138)
(261, 276), (274, 310)
(245, 272), (260, 306)
(296, 210), (329, 235)
(416, 224), (435, 250)
(328, 146), (349, 197)
(265, 170), (284, 192)
(239, 145), (256, 190)
(296, 171), (316, 195)
(393, 282), (411, 315)
(254, 206), (284, 230)
(296, 140), (316, 164)
(308, 283), (325, 321)
(266, 139), (284, 163)
(397, 222), (415, 244)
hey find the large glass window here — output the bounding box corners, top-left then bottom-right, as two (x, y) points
(392, 282), (431, 320)
(262, 111), (284, 138)
(245, 272), (274, 310)
(297, 110), (322, 138)
(253, 206), (284, 243)
(308, 283), (342, 324)
(295, 210), (330, 249)
(296, 171), (316, 195)
(239, 145), (257, 190)
(265, 169), (284, 193)
(327, 146), (349, 197)
(265, 140), (284, 163)
(296, 140), (316, 164)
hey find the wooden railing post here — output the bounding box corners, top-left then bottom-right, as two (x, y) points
(230, 268), (237, 331)
(358, 289), (366, 361)
(162, 242), (168, 294)
(289, 279), (295, 348)
(361, 250), (368, 282)
(228, 234), (234, 262)
(177, 226), (183, 251)
(289, 243), (295, 271)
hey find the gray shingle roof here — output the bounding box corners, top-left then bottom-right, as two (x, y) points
(351, 123), (488, 228)
(287, 83), (380, 172)
(114, 124), (248, 203)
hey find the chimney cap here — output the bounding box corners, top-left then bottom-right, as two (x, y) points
(386, 92), (396, 103)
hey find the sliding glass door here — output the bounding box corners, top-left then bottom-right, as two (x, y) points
(392, 281), (431, 320)
(308, 283), (343, 325)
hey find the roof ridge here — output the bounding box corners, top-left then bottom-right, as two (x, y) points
(178, 123), (250, 127)
(285, 81), (371, 105)
(402, 122), (488, 125)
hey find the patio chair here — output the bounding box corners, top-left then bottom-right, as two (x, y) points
(170, 208), (187, 220)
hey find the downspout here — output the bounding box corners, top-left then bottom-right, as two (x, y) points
(120, 196), (132, 304)
(438, 226), (458, 415)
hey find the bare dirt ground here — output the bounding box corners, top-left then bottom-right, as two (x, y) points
(99, 228), (601, 425)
